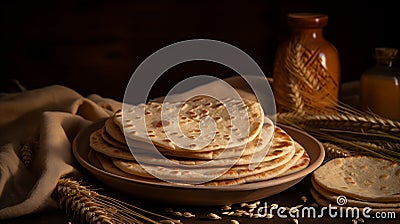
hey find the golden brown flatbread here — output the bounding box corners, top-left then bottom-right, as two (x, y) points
(313, 156), (400, 202)
(115, 96), (265, 152)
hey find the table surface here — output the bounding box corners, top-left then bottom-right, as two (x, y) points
(1, 173), (398, 224)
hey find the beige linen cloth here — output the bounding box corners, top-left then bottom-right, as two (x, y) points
(0, 85), (122, 219)
(0, 76), (267, 220)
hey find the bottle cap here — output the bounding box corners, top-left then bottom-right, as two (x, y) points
(375, 48), (398, 58)
(287, 13), (328, 28)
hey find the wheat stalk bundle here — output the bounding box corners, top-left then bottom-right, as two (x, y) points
(275, 108), (400, 162)
(53, 177), (177, 224)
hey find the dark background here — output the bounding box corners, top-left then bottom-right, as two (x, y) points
(1, 0), (398, 100)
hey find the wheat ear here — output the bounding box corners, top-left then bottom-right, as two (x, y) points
(53, 178), (116, 224)
(304, 113), (400, 133)
(19, 137), (39, 167)
(322, 142), (351, 159)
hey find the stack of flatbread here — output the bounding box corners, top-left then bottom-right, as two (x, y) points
(88, 95), (310, 185)
(311, 156), (400, 212)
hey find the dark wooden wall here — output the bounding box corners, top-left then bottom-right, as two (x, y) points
(1, 0), (398, 100)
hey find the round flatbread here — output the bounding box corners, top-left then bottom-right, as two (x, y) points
(157, 124), (287, 160)
(115, 95), (265, 152)
(311, 177), (400, 208)
(310, 187), (400, 213)
(90, 125), (294, 168)
(204, 141), (305, 186)
(313, 156), (400, 202)
(277, 142), (310, 177)
(112, 157), (208, 181)
(111, 145), (296, 182)
(100, 126), (129, 150)
(95, 151), (163, 183)
(91, 121), (273, 161)
(105, 117), (127, 145)
(215, 147), (296, 180)
(109, 126), (296, 183)
(90, 128), (135, 160)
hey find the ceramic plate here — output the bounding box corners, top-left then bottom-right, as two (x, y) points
(72, 120), (324, 206)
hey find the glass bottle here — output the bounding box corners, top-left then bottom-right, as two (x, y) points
(272, 13), (341, 113)
(360, 48), (400, 121)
